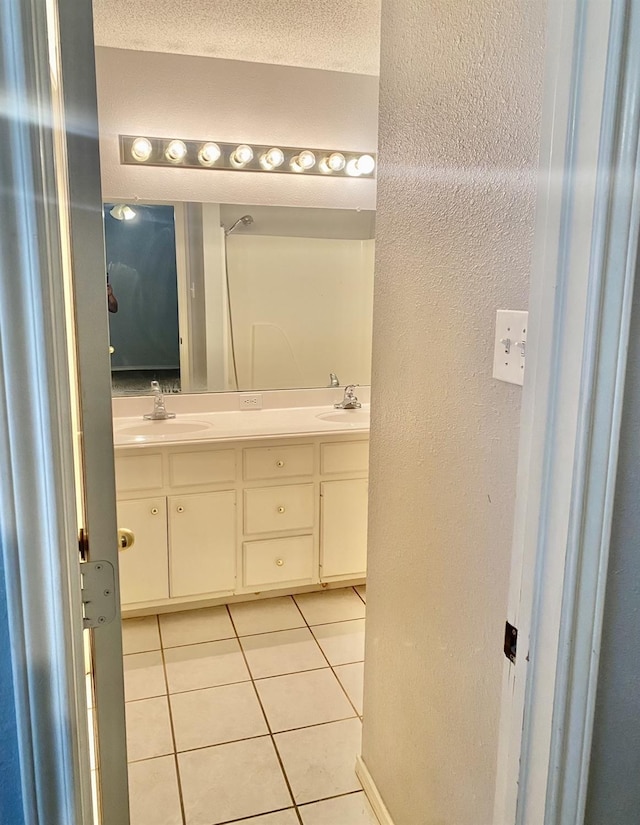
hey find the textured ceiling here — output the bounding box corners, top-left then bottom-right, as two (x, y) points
(92, 0), (381, 75)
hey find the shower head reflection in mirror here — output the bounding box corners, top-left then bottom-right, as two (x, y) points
(105, 202), (375, 397)
(225, 215), (254, 235)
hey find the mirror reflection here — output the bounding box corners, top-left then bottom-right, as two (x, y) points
(106, 203), (375, 396)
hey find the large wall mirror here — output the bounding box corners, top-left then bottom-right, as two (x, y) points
(93, 13), (379, 398)
(105, 203), (375, 396)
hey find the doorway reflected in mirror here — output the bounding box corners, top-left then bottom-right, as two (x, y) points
(104, 203), (181, 395)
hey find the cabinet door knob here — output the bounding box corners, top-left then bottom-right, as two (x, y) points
(118, 528), (135, 550)
(276, 558), (284, 567)
(176, 505), (184, 513)
(277, 506), (286, 514)
(150, 507), (159, 515)
(276, 460), (285, 468)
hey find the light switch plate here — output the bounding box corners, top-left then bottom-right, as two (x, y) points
(493, 310), (528, 386)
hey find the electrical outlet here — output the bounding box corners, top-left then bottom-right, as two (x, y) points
(239, 393), (263, 410)
(493, 310), (528, 386)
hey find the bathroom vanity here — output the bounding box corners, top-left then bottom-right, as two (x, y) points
(113, 401), (370, 616)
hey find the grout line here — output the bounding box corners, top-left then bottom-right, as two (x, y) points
(157, 614), (188, 825)
(353, 584), (367, 606)
(148, 713), (361, 761)
(290, 595), (364, 721)
(226, 602), (305, 825)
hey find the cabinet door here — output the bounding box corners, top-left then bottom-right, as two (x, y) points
(169, 491), (236, 597)
(320, 479), (368, 579)
(117, 497), (169, 604)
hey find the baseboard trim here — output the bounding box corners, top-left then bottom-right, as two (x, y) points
(356, 755), (396, 825)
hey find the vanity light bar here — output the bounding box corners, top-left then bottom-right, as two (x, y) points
(119, 135), (376, 178)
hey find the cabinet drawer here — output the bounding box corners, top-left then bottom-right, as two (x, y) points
(115, 453), (163, 492)
(169, 449), (236, 488)
(244, 484), (314, 535)
(243, 445), (314, 481)
(243, 536), (314, 587)
(321, 441), (369, 475)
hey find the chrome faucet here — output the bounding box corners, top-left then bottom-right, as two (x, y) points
(334, 384), (361, 409)
(144, 380), (176, 420)
(329, 372), (340, 387)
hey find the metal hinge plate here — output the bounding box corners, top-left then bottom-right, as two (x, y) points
(81, 561), (117, 629)
(504, 621), (518, 664)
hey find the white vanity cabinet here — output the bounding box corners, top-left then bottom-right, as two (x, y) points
(114, 434), (369, 613)
(117, 497), (168, 604)
(168, 491), (236, 597)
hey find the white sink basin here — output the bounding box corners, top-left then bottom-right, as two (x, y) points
(117, 419), (213, 437)
(316, 409), (370, 425)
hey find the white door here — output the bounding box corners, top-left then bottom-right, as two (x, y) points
(56, 9), (132, 825)
(1, 0), (130, 823)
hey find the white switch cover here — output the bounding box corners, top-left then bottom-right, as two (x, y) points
(493, 310), (528, 386)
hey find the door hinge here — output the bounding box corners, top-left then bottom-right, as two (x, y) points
(504, 621), (518, 664)
(78, 528), (89, 561)
(80, 561), (117, 629)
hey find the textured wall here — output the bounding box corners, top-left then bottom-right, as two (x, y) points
(362, 3), (547, 824)
(95, 48), (378, 210)
(585, 259), (640, 824)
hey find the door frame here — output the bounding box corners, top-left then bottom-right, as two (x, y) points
(1, 0), (97, 822)
(494, 0), (640, 822)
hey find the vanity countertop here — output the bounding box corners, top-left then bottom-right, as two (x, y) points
(112, 404), (370, 448)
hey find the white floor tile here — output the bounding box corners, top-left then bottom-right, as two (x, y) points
(229, 596), (305, 636)
(122, 616), (160, 655)
(239, 812), (299, 825)
(354, 585), (367, 603)
(241, 627), (327, 679)
(274, 718), (363, 805)
(164, 639), (249, 694)
(312, 620), (366, 666)
(170, 682), (268, 751)
(159, 606), (235, 648)
(294, 589), (366, 625)
(123, 650), (166, 701)
(126, 697), (174, 763)
(128, 755), (182, 825)
(256, 668), (355, 733)
(178, 736), (292, 825)
(299, 791), (378, 824)
(334, 662), (365, 716)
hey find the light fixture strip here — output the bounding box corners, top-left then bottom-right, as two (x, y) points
(119, 136), (376, 178)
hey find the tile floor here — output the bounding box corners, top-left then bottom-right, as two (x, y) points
(122, 586), (377, 825)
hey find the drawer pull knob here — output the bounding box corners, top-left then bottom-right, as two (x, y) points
(177, 505), (184, 513)
(276, 558), (285, 567)
(276, 460), (285, 468)
(150, 507), (159, 515)
(277, 506), (286, 514)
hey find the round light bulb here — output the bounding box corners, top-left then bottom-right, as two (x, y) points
(298, 150), (316, 169)
(356, 154), (376, 175)
(232, 144), (254, 165)
(327, 152), (346, 172)
(131, 137), (152, 162)
(346, 158), (361, 176)
(165, 140), (187, 162)
(261, 147), (285, 170)
(198, 142), (221, 166)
